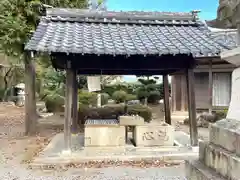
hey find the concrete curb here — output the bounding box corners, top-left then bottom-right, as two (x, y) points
(31, 151), (198, 168)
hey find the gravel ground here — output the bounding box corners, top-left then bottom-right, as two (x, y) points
(0, 165), (187, 180)
(0, 102), (188, 179)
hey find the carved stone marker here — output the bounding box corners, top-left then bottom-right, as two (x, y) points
(133, 123), (174, 147)
(84, 119), (125, 147)
(119, 115), (144, 126)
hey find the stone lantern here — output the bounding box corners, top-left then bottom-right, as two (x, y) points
(15, 83), (25, 106)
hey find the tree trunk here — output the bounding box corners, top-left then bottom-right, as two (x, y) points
(24, 52), (37, 136)
(144, 97), (148, 106)
(3, 67), (13, 101)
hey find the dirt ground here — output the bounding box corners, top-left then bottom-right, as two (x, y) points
(0, 102), (61, 167)
(0, 102), (207, 179)
(0, 102), (188, 180)
(0, 102), (209, 167)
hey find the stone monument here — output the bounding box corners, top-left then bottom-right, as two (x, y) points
(186, 21), (240, 180)
(133, 123), (174, 147)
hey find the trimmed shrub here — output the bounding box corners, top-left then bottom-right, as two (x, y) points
(102, 84), (135, 96)
(45, 94), (64, 112)
(78, 91), (97, 106)
(112, 90), (127, 103)
(127, 104), (152, 123)
(136, 88), (148, 102)
(78, 104), (152, 125)
(148, 91), (161, 104)
(126, 94), (137, 101)
(101, 85), (115, 96)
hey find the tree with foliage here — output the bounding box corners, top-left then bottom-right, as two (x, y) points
(0, 0), (90, 135)
(112, 90), (128, 104)
(0, 0), (89, 57)
(136, 78), (162, 105)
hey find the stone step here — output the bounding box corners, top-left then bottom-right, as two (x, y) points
(185, 160), (226, 180)
(174, 131), (203, 147)
(209, 119), (240, 156)
(199, 141), (240, 180)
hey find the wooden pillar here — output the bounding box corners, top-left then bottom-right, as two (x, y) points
(208, 60), (213, 114)
(24, 52), (37, 136)
(186, 68), (198, 146)
(163, 74), (171, 124)
(64, 60), (73, 152)
(72, 70), (78, 134)
(181, 74), (187, 111)
(171, 75), (176, 112)
(174, 75), (182, 111)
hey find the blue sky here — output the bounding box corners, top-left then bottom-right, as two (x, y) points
(106, 0), (219, 82)
(107, 0), (219, 20)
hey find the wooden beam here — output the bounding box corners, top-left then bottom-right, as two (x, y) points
(186, 68), (198, 146)
(71, 70), (78, 134)
(208, 60), (213, 114)
(163, 75), (171, 124)
(24, 52), (37, 136)
(64, 61), (73, 152)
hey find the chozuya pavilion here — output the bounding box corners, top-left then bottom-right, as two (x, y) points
(24, 8), (232, 155)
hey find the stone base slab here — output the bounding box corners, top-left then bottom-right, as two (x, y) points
(119, 115), (144, 126)
(84, 126), (125, 147)
(199, 141), (240, 180)
(185, 160), (226, 180)
(209, 119), (240, 156)
(133, 124), (174, 147)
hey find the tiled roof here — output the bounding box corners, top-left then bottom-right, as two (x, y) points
(25, 8), (233, 57)
(209, 28), (238, 49)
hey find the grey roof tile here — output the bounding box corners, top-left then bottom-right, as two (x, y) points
(25, 9), (234, 57)
(210, 30), (238, 49)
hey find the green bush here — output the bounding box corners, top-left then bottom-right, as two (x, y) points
(78, 104), (152, 125)
(101, 85), (115, 96)
(136, 88), (148, 101)
(127, 104), (152, 123)
(78, 90), (97, 106)
(148, 91), (161, 104)
(102, 84), (135, 96)
(112, 90), (127, 103)
(44, 94), (64, 112)
(126, 94), (137, 101)
(101, 93), (109, 105)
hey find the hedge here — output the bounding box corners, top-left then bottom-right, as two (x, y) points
(78, 104), (152, 125)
